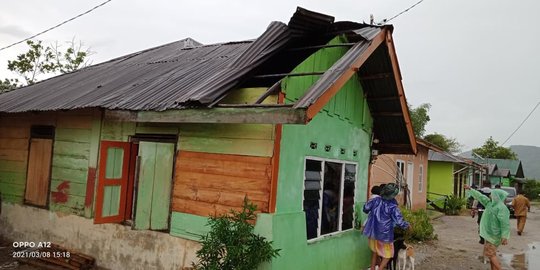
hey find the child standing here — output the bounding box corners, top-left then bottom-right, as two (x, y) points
(465, 185), (510, 270)
(363, 183), (410, 270)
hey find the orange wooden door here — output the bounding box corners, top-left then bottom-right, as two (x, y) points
(94, 141), (131, 224)
(24, 138), (53, 207)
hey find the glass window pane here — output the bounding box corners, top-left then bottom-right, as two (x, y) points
(341, 164), (356, 230)
(304, 159), (322, 240)
(321, 162), (342, 236)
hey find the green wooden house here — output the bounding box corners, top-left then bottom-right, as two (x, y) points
(472, 158), (526, 189)
(0, 8), (415, 270)
(426, 150), (482, 210)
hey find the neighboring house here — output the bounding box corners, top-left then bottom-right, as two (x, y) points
(370, 139), (437, 210)
(0, 8), (415, 270)
(473, 158), (526, 190)
(427, 150), (482, 210)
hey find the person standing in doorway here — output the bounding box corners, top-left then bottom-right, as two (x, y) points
(512, 190), (530, 236)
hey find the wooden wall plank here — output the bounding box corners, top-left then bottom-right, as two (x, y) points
(150, 143), (174, 230)
(0, 149), (28, 161)
(101, 120), (136, 141)
(135, 124), (179, 135)
(56, 115), (93, 129)
(180, 136), (274, 157)
(0, 182), (25, 195)
(174, 172), (270, 192)
(55, 128), (91, 143)
(1, 194), (23, 203)
(51, 179), (87, 197)
(178, 150), (271, 165)
(179, 123), (274, 140)
(0, 127), (30, 138)
(0, 171), (26, 184)
(0, 138), (28, 150)
(51, 167), (88, 184)
(172, 187), (268, 211)
(134, 142), (155, 230)
(176, 158), (271, 180)
(0, 160), (27, 173)
(53, 141), (90, 158)
(85, 110), (102, 217)
(49, 194), (86, 214)
(25, 138), (53, 206)
(171, 151), (272, 217)
(0, 110), (99, 215)
(52, 155), (89, 171)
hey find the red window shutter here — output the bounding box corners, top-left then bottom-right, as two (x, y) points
(94, 141), (131, 224)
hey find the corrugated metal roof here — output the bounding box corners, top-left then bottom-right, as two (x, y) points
(493, 168), (511, 177)
(0, 7), (415, 156)
(471, 158), (524, 178)
(428, 149), (473, 164)
(0, 8), (340, 113)
(292, 24), (414, 154)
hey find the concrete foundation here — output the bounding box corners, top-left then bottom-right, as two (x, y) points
(0, 203), (200, 270)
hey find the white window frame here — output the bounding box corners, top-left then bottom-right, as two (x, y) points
(303, 156), (358, 243)
(396, 159), (405, 181)
(418, 164), (424, 193)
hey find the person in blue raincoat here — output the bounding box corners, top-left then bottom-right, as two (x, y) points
(465, 185), (510, 270)
(363, 183), (410, 270)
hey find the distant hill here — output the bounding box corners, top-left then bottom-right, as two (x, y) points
(511, 145), (540, 180)
(460, 145), (540, 180)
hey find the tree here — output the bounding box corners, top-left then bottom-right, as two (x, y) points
(1, 39), (91, 92)
(409, 103), (431, 137)
(0, 78), (20, 93)
(424, 133), (462, 153)
(472, 137), (518, 160)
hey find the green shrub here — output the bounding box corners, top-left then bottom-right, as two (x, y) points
(523, 180), (540, 200)
(193, 198), (280, 270)
(397, 208), (436, 242)
(354, 202), (363, 230)
(445, 195), (466, 215)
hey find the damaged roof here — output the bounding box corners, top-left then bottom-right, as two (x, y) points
(0, 8), (341, 112)
(0, 7), (416, 154)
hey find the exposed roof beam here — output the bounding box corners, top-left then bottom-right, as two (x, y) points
(376, 143), (416, 154)
(253, 71), (325, 79)
(287, 43), (355, 52)
(302, 29), (388, 120)
(215, 104), (292, 108)
(385, 30), (417, 154)
(371, 112), (403, 117)
(367, 96), (399, 101)
(254, 80), (282, 104)
(104, 108), (307, 124)
(359, 72), (393, 80)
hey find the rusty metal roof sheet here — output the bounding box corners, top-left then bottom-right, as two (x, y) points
(0, 7), (342, 113)
(0, 7), (415, 156)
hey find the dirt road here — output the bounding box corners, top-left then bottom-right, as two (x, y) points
(415, 204), (540, 270)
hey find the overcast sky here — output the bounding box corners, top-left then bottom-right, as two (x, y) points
(1, 0), (539, 150)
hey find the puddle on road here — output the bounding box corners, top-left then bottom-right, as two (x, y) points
(498, 242), (540, 270)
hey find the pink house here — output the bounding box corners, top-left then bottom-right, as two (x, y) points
(369, 139), (440, 210)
